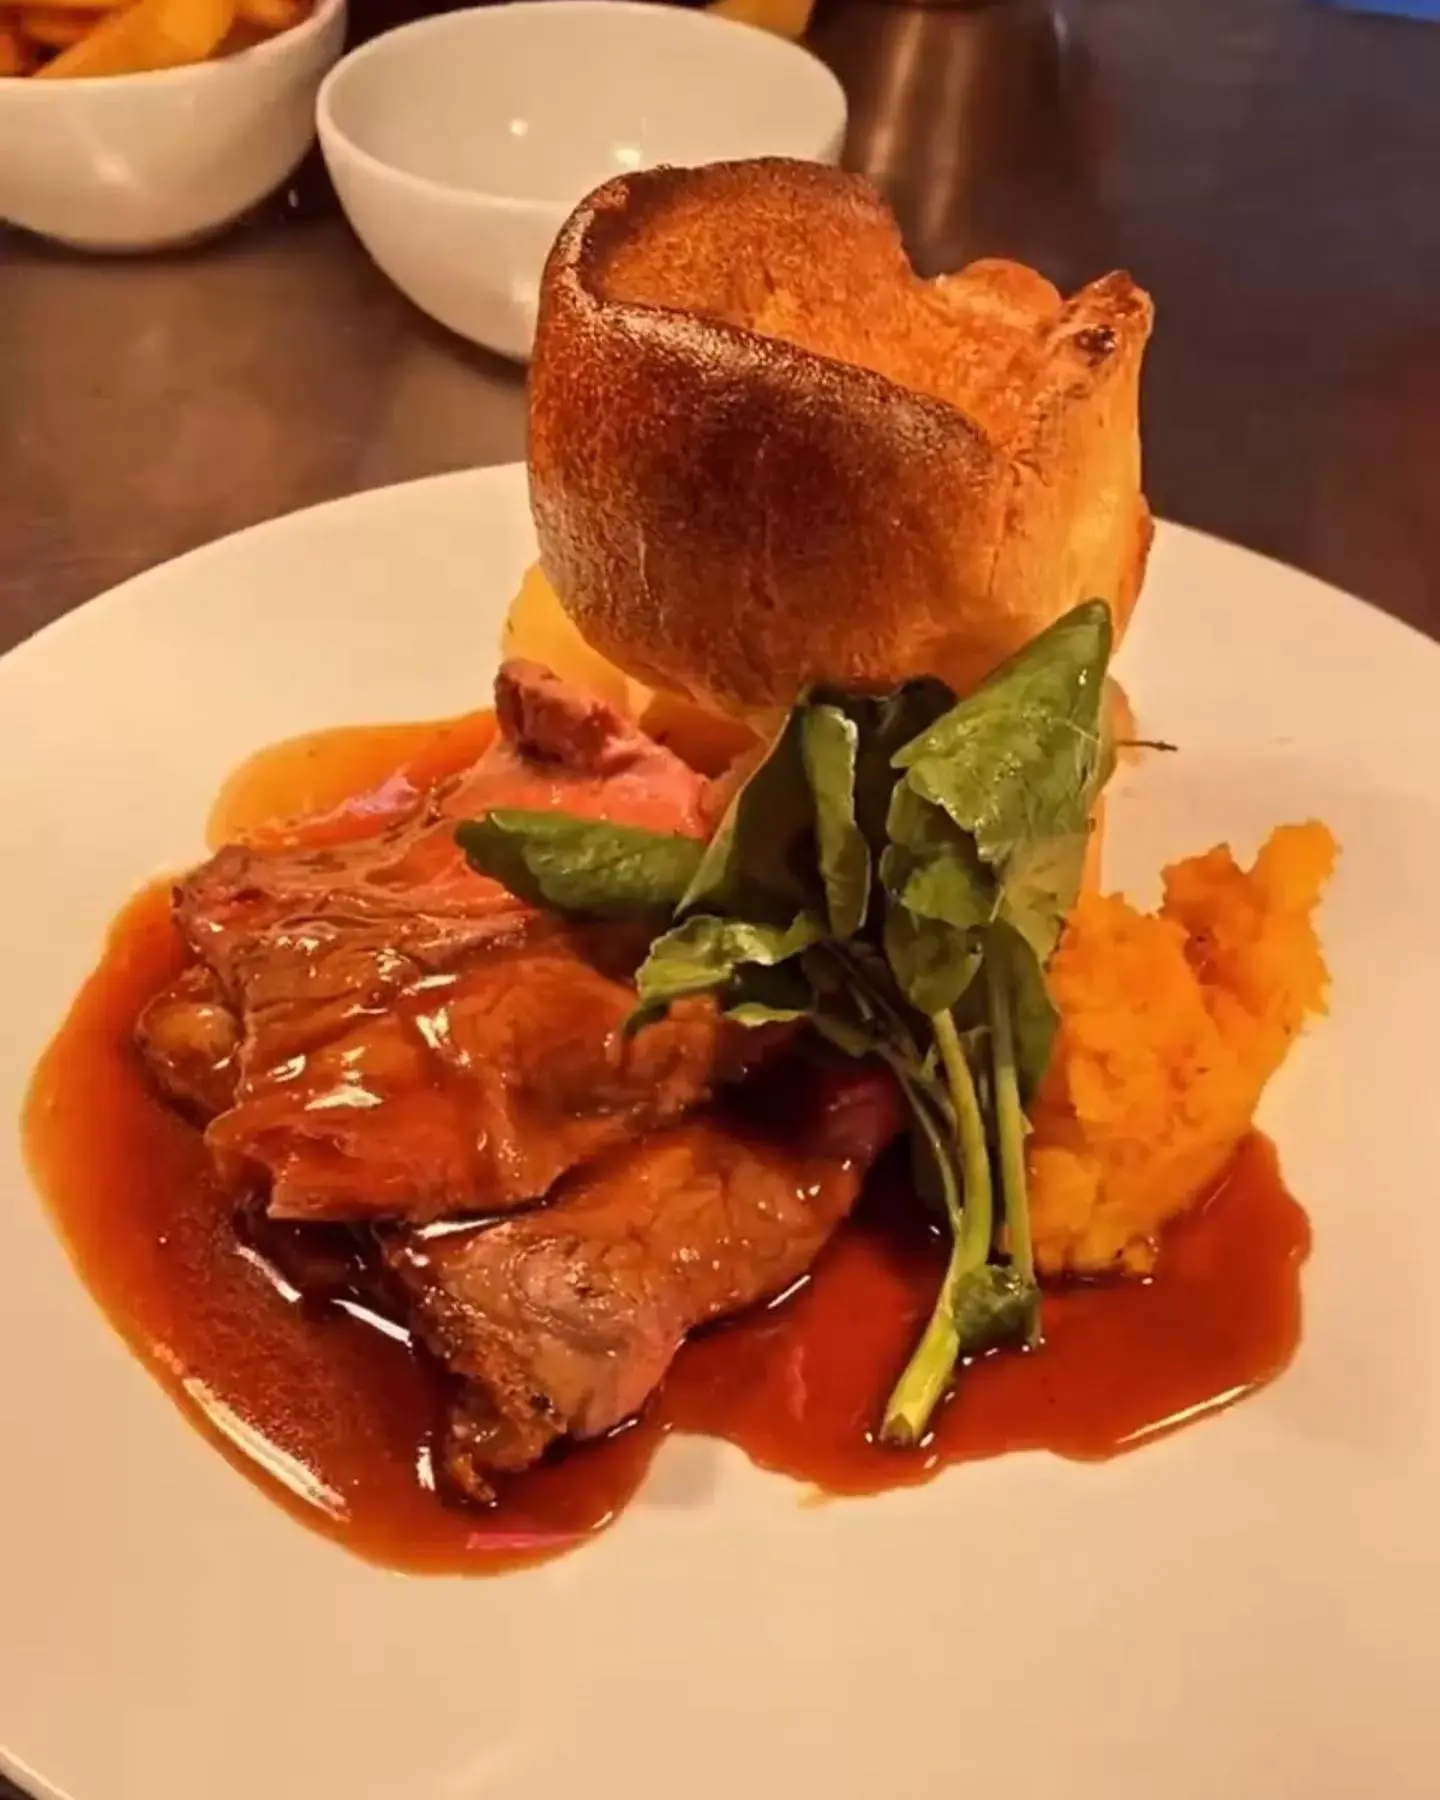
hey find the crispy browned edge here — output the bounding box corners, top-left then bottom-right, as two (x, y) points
(528, 158), (1154, 721)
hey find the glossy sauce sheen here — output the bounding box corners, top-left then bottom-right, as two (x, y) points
(25, 715), (1312, 1574)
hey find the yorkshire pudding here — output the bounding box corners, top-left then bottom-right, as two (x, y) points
(529, 154), (1159, 716)
(528, 158), (1155, 723)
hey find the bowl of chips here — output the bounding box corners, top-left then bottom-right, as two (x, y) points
(0, 0), (344, 249)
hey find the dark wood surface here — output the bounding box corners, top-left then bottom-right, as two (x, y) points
(2, 0), (1438, 1793)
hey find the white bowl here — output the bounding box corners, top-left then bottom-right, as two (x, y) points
(316, 1), (848, 362)
(0, 0), (346, 253)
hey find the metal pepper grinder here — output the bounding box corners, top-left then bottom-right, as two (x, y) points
(809, 0), (1115, 284)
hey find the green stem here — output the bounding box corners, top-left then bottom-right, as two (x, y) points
(895, 1052), (957, 1138)
(880, 1290), (960, 1448)
(831, 943), (924, 1062)
(876, 1049), (962, 1227)
(931, 1009), (994, 1264)
(880, 1012), (994, 1447)
(986, 938), (1039, 1343)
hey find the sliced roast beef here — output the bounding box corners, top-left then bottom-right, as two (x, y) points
(139, 661), (762, 1223)
(210, 918), (773, 1223)
(387, 1059), (903, 1498)
(175, 658), (709, 988)
(135, 964), (241, 1121)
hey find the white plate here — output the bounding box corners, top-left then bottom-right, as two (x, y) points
(3, 465), (1439, 1800)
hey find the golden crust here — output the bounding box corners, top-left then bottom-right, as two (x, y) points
(528, 158), (1154, 720)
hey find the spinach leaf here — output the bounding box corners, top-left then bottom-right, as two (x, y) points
(895, 599), (1112, 877)
(721, 958), (819, 1028)
(456, 811), (703, 918)
(845, 677), (957, 850)
(889, 601), (1112, 968)
(882, 900), (982, 1016)
(877, 782), (991, 1013)
(679, 711), (818, 923)
(884, 837), (995, 935)
(874, 783), (988, 1015)
(634, 910), (826, 1012)
(1000, 829), (1090, 966)
(800, 704), (870, 939)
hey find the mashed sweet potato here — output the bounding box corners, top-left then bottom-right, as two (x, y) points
(1029, 821), (1337, 1276)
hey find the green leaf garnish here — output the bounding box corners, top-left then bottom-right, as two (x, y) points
(634, 911), (826, 1012)
(800, 704), (871, 940)
(679, 709), (817, 922)
(881, 900), (983, 1016)
(456, 811), (704, 918)
(844, 677), (957, 849)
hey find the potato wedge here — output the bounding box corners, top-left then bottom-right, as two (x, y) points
(708, 0), (815, 40)
(236, 0), (303, 30)
(214, 10), (264, 50)
(19, 0), (126, 12)
(0, 12), (34, 72)
(36, 0), (236, 75)
(19, 5), (92, 46)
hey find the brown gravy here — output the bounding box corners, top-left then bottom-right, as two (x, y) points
(23, 715), (1312, 1575)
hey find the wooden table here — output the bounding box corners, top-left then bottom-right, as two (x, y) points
(1, 0), (1437, 1790)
